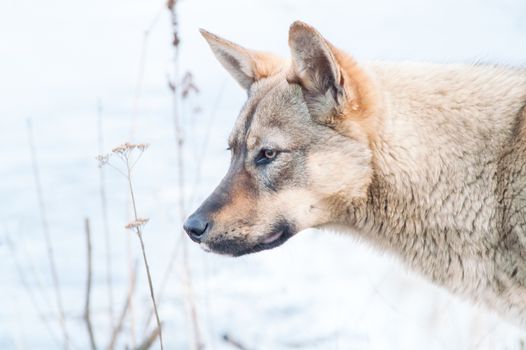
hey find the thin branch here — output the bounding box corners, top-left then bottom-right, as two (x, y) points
(101, 147), (164, 349)
(83, 218), (98, 350)
(189, 80), (226, 206)
(134, 324), (162, 350)
(124, 157), (164, 350)
(141, 233), (184, 334)
(222, 333), (250, 350)
(142, 83), (224, 342)
(107, 262), (138, 350)
(126, 227), (137, 349)
(7, 223), (56, 317)
(129, 32), (148, 142)
(130, 149), (147, 170)
(136, 231), (164, 350)
(27, 119), (70, 350)
(129, 5), (162, 142)
(181, 239), (204, 350)
(4, 231), (62, 348)
(104, 163), (128, 178)
(97, 99), (115, 329)
(125, 9), (162, 344)
(167, 2), (204, 348)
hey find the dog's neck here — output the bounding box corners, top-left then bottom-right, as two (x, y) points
(340, 147), (506, 306)
(338, 87), (507, 296)
(324, 62), (526, 313)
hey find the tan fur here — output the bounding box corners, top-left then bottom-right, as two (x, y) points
(251, 51), (287, 81)
(331, 47), (384, 145)
(200, 29), (285, 89)
(191, 21), (526, 327)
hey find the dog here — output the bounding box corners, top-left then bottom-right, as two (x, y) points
(184, 21), (526, 327)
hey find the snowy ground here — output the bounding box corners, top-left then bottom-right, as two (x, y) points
(1, 0), (526, 349)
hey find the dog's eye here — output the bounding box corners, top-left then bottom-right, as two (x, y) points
(255, 148), (278, 165)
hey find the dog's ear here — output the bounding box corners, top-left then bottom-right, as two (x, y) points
(288, 21), (360, 124)
(200, 29), (284, 90)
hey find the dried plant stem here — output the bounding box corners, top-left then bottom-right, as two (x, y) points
(189, 81), (225, 205)
(125, 160), (164, 350)
(127, 230), (137, 348)
(129, 5), (163, 141)
(27, 119), (70, 350)
(167, 3), (204, 348)
(142, 86), (223, 338)
(127, 231), (137, 349)
(129, 33), (148, 142)
(141, 233), (184, 334)
(222, 333), (250, 350)
(98, 145), (151, 349)
(83, 218), (98, 350)
(97, 100), (115, 328)
(135, 324), (162, 350)
(181, 241), (204, 350)
(137, 232), (163, 348)
(126, 11), (162, 341)
(108, 262), (138, 350)
(7, 225), (56, 315)
(4, 232), (62, 348)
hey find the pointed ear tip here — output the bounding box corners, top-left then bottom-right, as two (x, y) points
(288, 21), (320, 44)
(199, 28), (212, 39)
(199, 28), (223, 45)
(289, 20), (314, 34)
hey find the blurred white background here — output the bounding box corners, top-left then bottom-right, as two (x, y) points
(1, 0), (525, 349)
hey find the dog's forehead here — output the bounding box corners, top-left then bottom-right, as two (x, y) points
(228, 76), (305, 149)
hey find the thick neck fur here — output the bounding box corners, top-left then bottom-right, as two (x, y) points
(335, 61), (526, 325)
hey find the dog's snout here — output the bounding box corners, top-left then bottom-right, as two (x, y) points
(183, 213), (210, 243)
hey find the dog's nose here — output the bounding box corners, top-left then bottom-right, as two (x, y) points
(183, 214), (209, 243)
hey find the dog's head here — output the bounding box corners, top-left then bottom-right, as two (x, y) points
(184, 21), (379, 256)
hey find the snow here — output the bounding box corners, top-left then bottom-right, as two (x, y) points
(1, 0), (525, 349)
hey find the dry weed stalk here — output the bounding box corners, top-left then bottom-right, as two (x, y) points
(83, 218), (97, 350)
(166, 1), (204, 348)
(222, 333), (251, 350)
(141, 233), (184, 334)
(129, 5), (163, 141)
(134, 324), (163, 350)
(97, 143), (164, 350)
(4, 230), (62, 348)
(127, 228), (137, 348)
(97, 100), (115, 328)
(27, 119), (70, 350)
(108, 261), (138, 350)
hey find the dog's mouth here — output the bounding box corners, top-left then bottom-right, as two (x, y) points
(204, 221), (295, 257)
(254, 225), (293, 250)
(262, 230), (284, 244)
(236, 224), (294, 256)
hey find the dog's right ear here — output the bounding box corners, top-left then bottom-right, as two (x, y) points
(200, 29), (284, 90)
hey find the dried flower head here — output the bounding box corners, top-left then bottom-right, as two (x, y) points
(112, 142), (134, 154)
(166, 0), (176, 11)
(96, 154), (110, 168)
(172, 33), (180, 48)
(125, 218), (150, 230)
(136, 143), (149, 152)
(181, 72), (199, 99)
(96, 141), (150, 175)
(111, 142), (150, 155)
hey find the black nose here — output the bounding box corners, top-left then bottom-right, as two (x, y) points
(183, 214), (209, 243)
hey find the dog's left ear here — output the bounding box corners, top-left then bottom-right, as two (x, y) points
(200, 29), (284, 90)
(288, 21), (365, 124)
